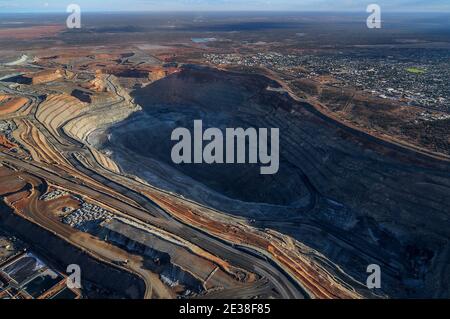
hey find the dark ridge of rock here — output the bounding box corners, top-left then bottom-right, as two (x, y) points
(96, 226), (203, 293)
(71, 89), (92, 103)
(114, 69), (149, 79)
(1, 75), (32, 85)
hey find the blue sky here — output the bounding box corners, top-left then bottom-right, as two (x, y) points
(0, 0), (449, 12)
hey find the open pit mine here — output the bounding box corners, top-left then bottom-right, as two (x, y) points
(0, 46), (449, 300)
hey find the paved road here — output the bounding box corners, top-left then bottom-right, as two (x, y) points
(1, 76), (308, 299)
(0, 152), (307, 299)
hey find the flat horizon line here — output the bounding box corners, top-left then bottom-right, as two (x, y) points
(1, 10), (449, 14)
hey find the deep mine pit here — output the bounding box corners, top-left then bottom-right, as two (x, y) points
(94, 66), (450, 298)
(100, 66), (313, 207)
